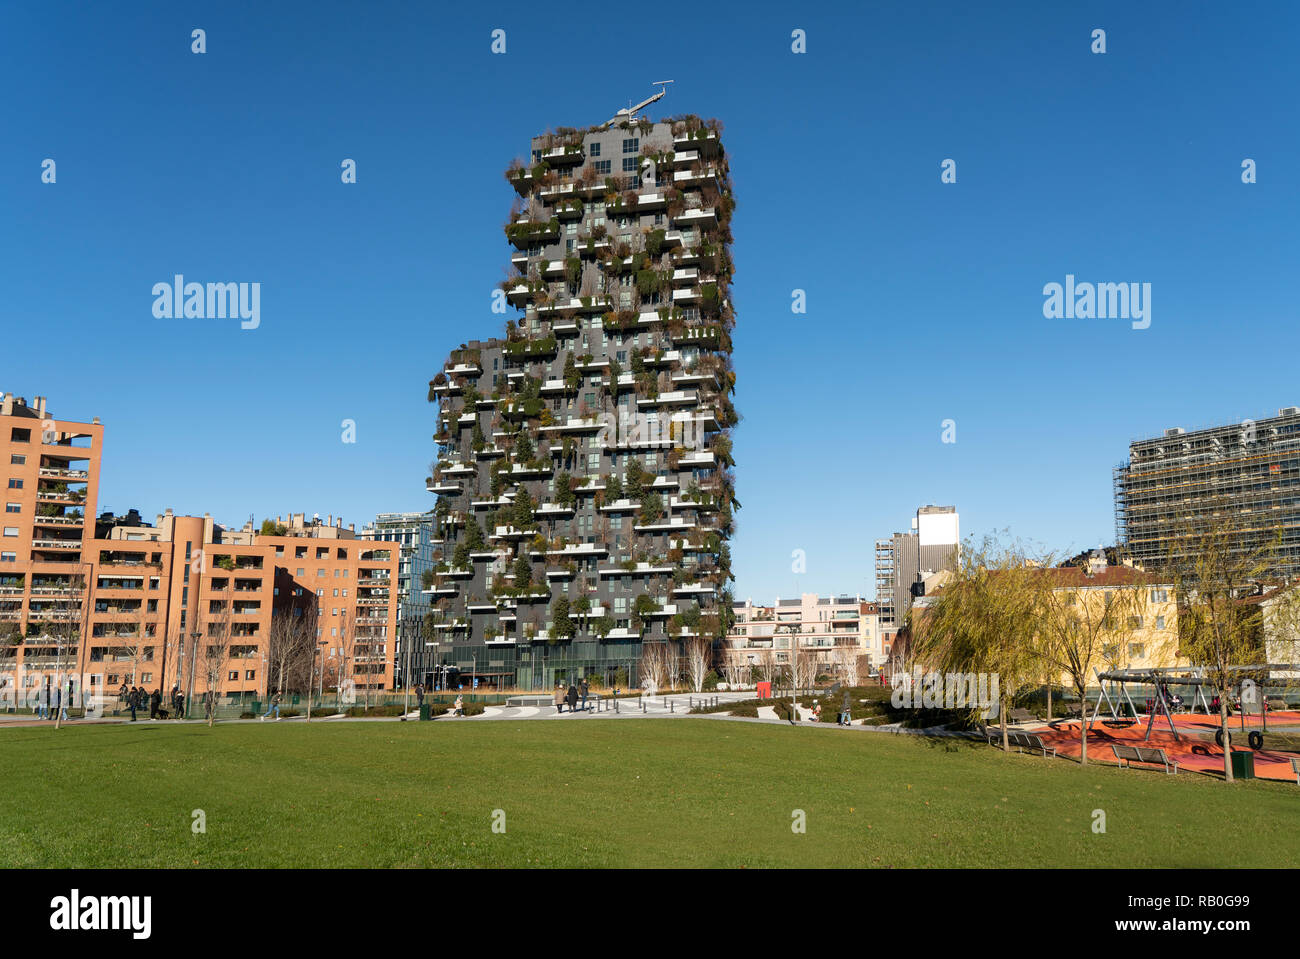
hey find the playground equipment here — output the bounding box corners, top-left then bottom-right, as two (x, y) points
(1087, 664), (1300, 748)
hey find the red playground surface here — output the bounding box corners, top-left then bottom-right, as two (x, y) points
(1031, 710), (1300, 781)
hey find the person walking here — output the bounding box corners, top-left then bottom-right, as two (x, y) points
(260, 689), (282, 721)
(839, 689), (852, 727)
(553, 683), (565, 714)
(149, 688), (161, 721)
(174, 689), (185, 719)
(128, 687), (139, 722)
(452, 694), (464, 716)
(579, 678), (589, 712)
(566, 683), (578, 714)
(37, 683), (49, 720)
(416, 684), (425, 708)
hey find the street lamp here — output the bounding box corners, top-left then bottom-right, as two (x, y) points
(186, 630), (201, 719)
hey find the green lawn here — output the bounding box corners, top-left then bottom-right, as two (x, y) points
(1, 718), (1295, 868)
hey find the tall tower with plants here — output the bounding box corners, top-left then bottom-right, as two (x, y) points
(426, 109), (738, 691)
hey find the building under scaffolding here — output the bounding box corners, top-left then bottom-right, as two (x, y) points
(1114, 406), (1300, 577)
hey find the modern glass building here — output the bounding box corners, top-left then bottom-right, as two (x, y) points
(362, 511), (437, 688)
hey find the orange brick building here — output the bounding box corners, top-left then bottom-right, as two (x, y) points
(0, 393), (397, 706)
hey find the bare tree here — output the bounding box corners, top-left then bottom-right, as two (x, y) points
(335, 607), (356, 711)
(833, 645), (860, 687)
(756, 644), (778, 685)
(48, 571), (89, 730)
(268, 609), (317, 697)
(638, 641), (669, 692)
(684, 636), (711, 692)
(201, 585), (235, 727)
(1166, 516), (1275, 781)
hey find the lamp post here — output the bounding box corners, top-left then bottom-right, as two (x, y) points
(187, 630), (201, 719)
(307, 641), (325, 722)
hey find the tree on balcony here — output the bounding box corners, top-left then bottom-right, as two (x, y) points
(550, 596), (575, 642)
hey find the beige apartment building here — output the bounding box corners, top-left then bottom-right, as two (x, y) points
(725, 593), (881, 682)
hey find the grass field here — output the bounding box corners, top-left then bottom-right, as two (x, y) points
(1, 718), (1295, 868)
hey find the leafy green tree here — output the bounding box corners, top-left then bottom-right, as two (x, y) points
(551, 595), (575, 640)
(512, 488), (535, 530)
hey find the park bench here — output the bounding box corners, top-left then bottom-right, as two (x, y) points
(1008, 708), (1038, 725)
(1112, 743), (1179, 774)
(1267, 698), (1289, 712)
(1064, 703), (1083, 719)
(986, 726), (1056, 758)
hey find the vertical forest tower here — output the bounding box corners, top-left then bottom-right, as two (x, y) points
(425, 111), (738, 690)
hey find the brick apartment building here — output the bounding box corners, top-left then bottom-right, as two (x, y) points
(0, 392), (397, 705)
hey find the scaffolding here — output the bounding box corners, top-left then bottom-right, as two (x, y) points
(1114, 408), (1300, 576)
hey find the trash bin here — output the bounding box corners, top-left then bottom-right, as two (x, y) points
(250, 701), (261, 716)
(419, 704), (431, 721)
(1230, 750), (1256, 780)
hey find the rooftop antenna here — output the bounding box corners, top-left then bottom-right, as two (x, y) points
(603, 81), (673, 128)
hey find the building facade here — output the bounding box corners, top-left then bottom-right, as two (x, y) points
(362, 510), (438, 688)
(0, 392), (398, 708)
(725, 594), (880, 682)
(875, 505), (960, 639)
(426, 112), (738, 690)
(1114, 406), (1300, 577)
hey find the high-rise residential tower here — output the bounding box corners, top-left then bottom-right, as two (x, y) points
(875, 505), (960, 632)
(427, 110), (738, 690)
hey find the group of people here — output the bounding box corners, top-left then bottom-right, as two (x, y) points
(553, 680), (590, 713)
(118, 683), (185, 722)
(35, 683), (70, 721)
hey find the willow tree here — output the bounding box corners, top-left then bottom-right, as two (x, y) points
(910, 536), (1041, 752)
(1165, 516), (1274, 782)
(1034, 570), (1146, 765)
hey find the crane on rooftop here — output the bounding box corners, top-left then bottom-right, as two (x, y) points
(603, 81), (673, 128)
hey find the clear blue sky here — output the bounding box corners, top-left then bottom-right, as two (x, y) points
(4, 1), (1297, 604)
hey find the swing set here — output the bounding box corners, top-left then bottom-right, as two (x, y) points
(1087, 664), (1300, 748)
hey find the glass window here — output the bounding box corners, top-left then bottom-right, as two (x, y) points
(589, 142), (601, 157)
(622, 138), (639, 154)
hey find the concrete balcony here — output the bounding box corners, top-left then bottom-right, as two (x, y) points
(31, 539), (80, 551)
(447, 362), (481, 376)
(679, 450), (716, 467)
(38, 467), (89, 481)
(33, 514), (83, 527)
(540, 145), (584, 165)
(598, 498), (637, 513)
(545, 542), (608, 559)
(672, 287), (701, 305)
(634, 518), (696, 533)
(672, 267), (699, 285)
(598, 561), (673, 578)
(673, 583), (716, 597)
(673, 208), (716, 229)
(637, 390), (697, 408)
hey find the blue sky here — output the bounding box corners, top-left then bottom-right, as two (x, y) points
(3, 1), (1297, 604)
